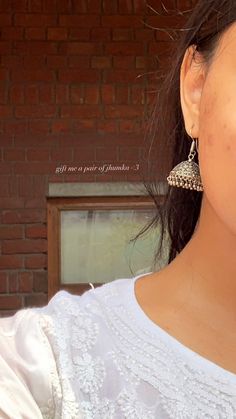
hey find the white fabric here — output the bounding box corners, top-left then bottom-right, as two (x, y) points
(1, 272), (236, 418)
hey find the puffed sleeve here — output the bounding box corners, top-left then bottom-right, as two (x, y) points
(0, 308), (59, 418)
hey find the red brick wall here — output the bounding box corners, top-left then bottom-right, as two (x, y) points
(0, 0), (193, 313)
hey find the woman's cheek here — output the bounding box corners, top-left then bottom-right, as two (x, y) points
(199, 121), (236, 233)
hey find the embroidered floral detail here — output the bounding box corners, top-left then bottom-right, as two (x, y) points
(80, 398), (116, 419)
(73, 353), (106, 393)
(71, 315), (99, 352)
(117, 388), (155, 419)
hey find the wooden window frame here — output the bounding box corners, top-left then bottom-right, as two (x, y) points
(47, 195), (162, 300)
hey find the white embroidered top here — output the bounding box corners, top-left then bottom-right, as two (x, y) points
(1, 272), (236, 419)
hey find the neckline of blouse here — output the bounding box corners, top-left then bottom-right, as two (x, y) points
(128, 271), (236, 385)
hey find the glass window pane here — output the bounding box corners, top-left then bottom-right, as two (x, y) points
(61, 209), (168, 284)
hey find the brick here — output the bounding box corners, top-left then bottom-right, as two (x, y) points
(113, 56), (134, 69)
(2, 209), (46, 224)
(0, 226), (23, 239)
(59, 69), (100, 83)
(0, 85), (7, 104)
(73, 119), (95, 132)
(70, 86), (83, 104)
(33, 271), (47, 292)
(2, 239), (47, 254)
(116, 86), (129, 104)
(25, 254), (47, 269)
(119, 120), (141, 133)
(10, 85), (24, 104)
(87, 0), (101, 13)
(0, 14), (11, 26)
(2, 55), (23, 68)
(91, 56), (111, 69)
(0, 130), (10, 142)
(68, 56), (90, 68)
(15, 105), (57, 118)
(51, 148), (72, 161)
(102, 15), (142, 27)
(118, 0), (133, 13)
(146, 14), (184, 29)
(14, 13), (57, 26)
(0, 255), (23, 269)
(131, 85), (145, 104)
(24, 198), (46, 208)
(135, 28), (154, 41)
(148, 41), (170, 55)
(47, 27), (68, 40)
(0, 106), (12, 118)
(1, 27), (24, 39)
(15, 41), (57, 55)
(74, 147), (95, 161)
(4, 121), (27, 135)
(103, 0), (118, 13)
(104, 70), (142, 83)
(25, 225), (47, 238)
(105, 42), (144, 55)
(133, 0), (146, 13)
(55, 85), (69, 103)
(104, 105), (143, 118)
(24, 294), (48, 308)
(0, 272), (7, 293)
(69, 28), (90, 41)
(25, 27), (46, 40)
(71, 0), (87, 12)
(84, 85), (100, 104)
(0, 295), (22, 310)
(8, 272), (18, 293)
(0, 178), (10, 196)
(119, 146), (140, 160)
(0, 198), (25, 209)
(52, 120), (71, 133)
(61, 105), (101, 118)
(29, 120), (50, 134)
(18, 175), (34, 197)
(59, 42), (102, 55)
(12, 70), (54, 83)
(19, 272), (33, 293)
(39, 84), (54, 105)
(33, 176), (48, 196)
(46, 0), (70, 12)
(0, 162), (13, 174)
(112, 28), (133, 41)
(47, 55), (67, 68)
(97, 120), (118, 134)
(96, 147), (118, 161)
(101, 84), (115, 104)
(12, 0), (28, 11)
(14, 162), (56, 174)
(23, 55), (46, 68)
(0, 41), (11, 54)
(4, 148), (25, 161)
(90, 27), (111, 41)
(26, 149), (50, 161)
(59, 14), (100, 27)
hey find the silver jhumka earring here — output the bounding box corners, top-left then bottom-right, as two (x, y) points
(166, 126), (203, 192)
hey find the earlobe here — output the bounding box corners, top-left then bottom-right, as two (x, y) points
(180, 45), (206, 137)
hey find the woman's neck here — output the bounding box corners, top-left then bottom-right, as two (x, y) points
(175, 193), (236, 324)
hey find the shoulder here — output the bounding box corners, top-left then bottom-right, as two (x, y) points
(45, 275), (133, 315)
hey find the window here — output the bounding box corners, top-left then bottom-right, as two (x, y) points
(47, 183), (167, 298)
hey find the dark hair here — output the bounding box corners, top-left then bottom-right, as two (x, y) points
(132, 0), (236, 270)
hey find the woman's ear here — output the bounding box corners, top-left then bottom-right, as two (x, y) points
(180, 44), (206, 137)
